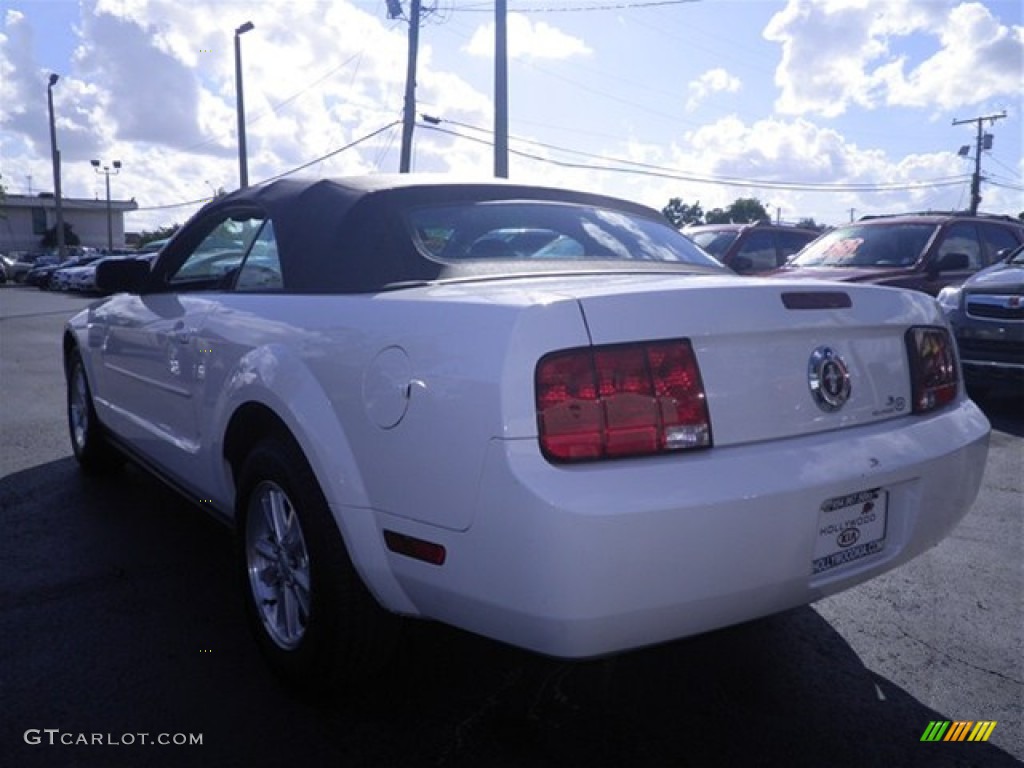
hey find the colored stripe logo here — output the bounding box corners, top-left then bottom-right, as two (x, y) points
(921, 721), (997, 742)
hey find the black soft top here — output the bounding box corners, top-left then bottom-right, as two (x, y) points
(155, 175), (717, 293)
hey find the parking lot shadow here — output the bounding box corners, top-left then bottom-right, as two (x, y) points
(970, 388), (1023, 437)
(2, 458), (1019, 768)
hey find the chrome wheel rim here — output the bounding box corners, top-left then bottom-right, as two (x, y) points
(69, 364), (89, 452)
(245, 481), (311, 650)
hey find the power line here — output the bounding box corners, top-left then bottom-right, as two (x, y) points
(453, 0), (700, 12)
(418, 118), (973, 193)
(986, 153), (1023, 181)
(135, 121), (403, 211)
(180, 50), (372, 154)
(987, 179), (1024, 193)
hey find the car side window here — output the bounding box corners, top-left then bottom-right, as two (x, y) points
(168, 216), (265, 288)
(234, 221), (284, 292)
(735, 230), (776, 273)
(777, 231), (813, 262)
(978, 224), (1020, 265)
(936, 223), (982, 269)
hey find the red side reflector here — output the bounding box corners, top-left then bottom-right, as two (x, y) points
(383, 531), (446, 566)
(905, 327), (958, 413)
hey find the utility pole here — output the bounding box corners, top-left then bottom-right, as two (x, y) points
(397, 0), (421, 173)
(494, 0), (509, 178)
(952, 111), (1006, 215)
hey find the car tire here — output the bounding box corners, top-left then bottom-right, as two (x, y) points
(66, 348), (122, 472)
(236, 437), (400, 698)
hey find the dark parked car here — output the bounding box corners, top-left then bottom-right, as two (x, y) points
(23, 256), (61, 287)
(939, 244), (1024, 393)
(683, 221), (820, 274)
(137, 237), (171, 254)
(767, 212), (1024, 296)
(27, 253), (100, 290)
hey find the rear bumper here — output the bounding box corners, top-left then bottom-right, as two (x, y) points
(378, 399), (990, 658)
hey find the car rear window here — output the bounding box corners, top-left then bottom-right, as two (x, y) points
(407, 201), (721, 268)
(687, 231), (739, 258)
(791, 223), (936, 268)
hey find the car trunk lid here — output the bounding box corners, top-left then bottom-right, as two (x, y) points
(566, 274), (943, 448)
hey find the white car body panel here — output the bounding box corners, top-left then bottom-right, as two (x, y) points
(399, 399), (988, 656)
(66, 209), (990, 660)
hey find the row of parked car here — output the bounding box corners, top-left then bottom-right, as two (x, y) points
(682, 210), (1024, 395)
(3, 208), (1020, 395)
(1, 240), (166, 293)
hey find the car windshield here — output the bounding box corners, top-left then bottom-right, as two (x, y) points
(1008, 246), (1024, 265)
(789, 223), (936, 268)
(408, 201), (722, 268)
(687, 230), (738, 258)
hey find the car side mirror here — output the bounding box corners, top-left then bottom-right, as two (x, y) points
(96, 258), (151, 294)
(929, 252), (969, 275)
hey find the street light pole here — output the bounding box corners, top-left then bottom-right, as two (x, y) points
(91, 159), (122, 251)
(234, 21), (254, 189)
(46, 73), (67, 259)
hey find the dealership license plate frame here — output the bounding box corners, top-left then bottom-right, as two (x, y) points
(812, 488), (889, 575)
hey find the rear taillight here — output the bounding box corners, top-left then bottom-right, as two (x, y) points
(536, 339), (711, 462)
(905, 327), (958, 413)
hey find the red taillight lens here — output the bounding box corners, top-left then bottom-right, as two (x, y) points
(905, 327), (958, 413)
(536, 340), (711, 462)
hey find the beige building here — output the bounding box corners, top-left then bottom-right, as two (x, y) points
(0, 193), (138, 253)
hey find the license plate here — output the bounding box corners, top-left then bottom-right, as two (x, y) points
(812, 489), (888, 575)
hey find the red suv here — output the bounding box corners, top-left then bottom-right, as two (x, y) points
(683, 222), (820, 274)
(767, 212), (1024, 296)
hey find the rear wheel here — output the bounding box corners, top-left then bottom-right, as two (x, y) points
(236, 438), (399, 697)
(66, 348), (121, 472)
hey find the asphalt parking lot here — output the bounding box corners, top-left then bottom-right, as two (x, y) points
(1, 284), (1021, 768)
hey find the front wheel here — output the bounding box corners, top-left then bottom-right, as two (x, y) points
(236, 438), (399, 697)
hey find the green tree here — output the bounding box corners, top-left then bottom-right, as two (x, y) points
(138, 223), (181, 247)
(41, 222), (81, 248)
(662, 198), (704, 228)
(796, 217), (828, 231)
(720, 196), (770, 224)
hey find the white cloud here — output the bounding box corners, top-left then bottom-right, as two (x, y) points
(0, 1), (494, 231)
(464, 13), (592, 61)
(2, 0), (1018, 236)
(600, 115), (983, 224)
(764, 0), (1022, 116)
(685, 68), (741, 112)
(879, 2), (1024, 110)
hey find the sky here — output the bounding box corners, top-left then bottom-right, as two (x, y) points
(1, 0), (1022, 235)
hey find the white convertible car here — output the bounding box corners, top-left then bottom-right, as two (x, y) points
(65, 176), (989, 695)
